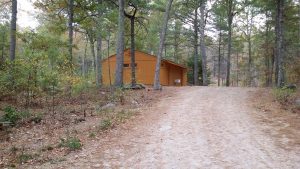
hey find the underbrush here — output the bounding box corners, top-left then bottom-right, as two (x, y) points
(1, 106), (31, 125)
(272, 87), (296, 105)
(59, 136), (82, 151)
(0, 85), (162, 168)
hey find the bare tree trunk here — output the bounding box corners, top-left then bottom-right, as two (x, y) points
(200, 1), (208, 86)
(193, 8), (199, 85)
(264, 13), (271, 87)
(236, 51), (239, 87)
(154, 0), (173, 90)
(87, 31), (96, 74)
(213, 55), (216, 77)
(107, 32), (112, 88)
(96, 0), (103, 87)
(271, 50), (275, 85)
(1, 30), (5, 65)
(115, 0), (125, 87)
(226, 0), (233, 87)
(130, 17), (136, 87)
(96, 35), (102, 87)
(124, 3), (138, 87)
(174, 20), (180, 63)
(246, 9), (254, 87)
(218, 30), (222, 87)
(298, 0), (300, 59)
(68, 0), (74, 67)
(83, 37), (88, 77)
(9, 0), (17, 61)
(276, 0), (285, 87)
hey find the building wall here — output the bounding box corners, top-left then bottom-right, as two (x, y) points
(102, 50), (186, 86)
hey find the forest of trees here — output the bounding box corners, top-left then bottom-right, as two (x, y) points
(0, 0), (299, 98)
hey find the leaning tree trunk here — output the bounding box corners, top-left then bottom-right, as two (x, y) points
(10, 0), (17, 61)
(276, 0), (285, 87)
(193, 8), (199, 85)
(226, 0), (233, 87)
(200, 1), (208, 86)
(115, 0), (125, 87)
(153, 0), (173, 90)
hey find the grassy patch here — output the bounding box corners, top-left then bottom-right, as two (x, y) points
(1, 106), (31, 125)
(107, 88), (126, 104)
(88, 132), (96, 138)
(116, 109), (135, 122)
(272, 87), (296, 105)
(97, 107), (115, 117)
(18, 153), (34, 164)
(99, 119), (112, 130)
(59, 136), (82, 151)
(49, 157), (67, 164)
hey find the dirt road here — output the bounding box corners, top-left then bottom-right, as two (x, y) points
(43, 87), (300, 169)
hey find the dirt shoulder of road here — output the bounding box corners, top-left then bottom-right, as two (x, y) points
(248, 88), (300, 150)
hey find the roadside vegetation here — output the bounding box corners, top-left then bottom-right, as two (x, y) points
(0, 87), (165, 168)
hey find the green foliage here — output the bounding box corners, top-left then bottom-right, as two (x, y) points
(88, 132), (96, 138)
(272, 87), (296, 104)
(59, 136), (82, 151)
(99, 119), (112, 130)
(18, 153), (34, 163)
(186, 57), (211, 85)
(1, 106), (31, 124)
(116, 109), (134, 122)
(107, 88), (126, 103)
(2, 106), (20, 124)
(71, 76), (93, 95)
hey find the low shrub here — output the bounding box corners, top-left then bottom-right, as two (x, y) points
(18, 153), (34, 164)
(2, 106), (20, 124)
(116, 109), (134, 122)
(1, 106), (31, 124)
(99, 119), (112, 130)
(88, 132), (96, 138)
(59, 136), (82, 151)
(272, 87), (296, 105)
(107, 88), (126, 104)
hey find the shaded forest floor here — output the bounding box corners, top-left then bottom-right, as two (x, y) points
(0, 87), (174, 168)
